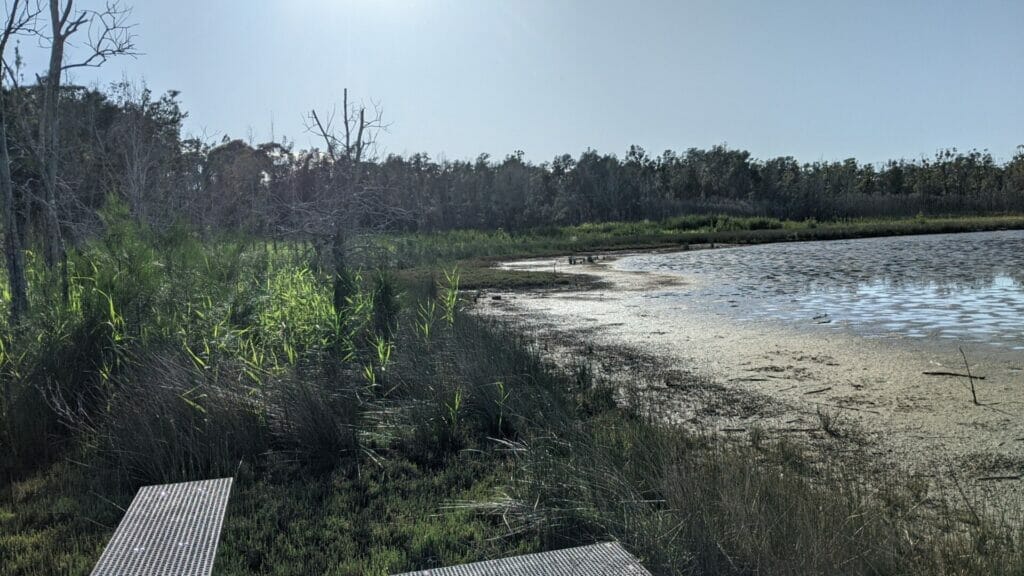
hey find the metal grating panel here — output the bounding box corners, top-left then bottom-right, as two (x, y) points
(392, 542), (652, 576)
(91, 477), (233, 576)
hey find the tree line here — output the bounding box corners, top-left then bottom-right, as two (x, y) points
(9, 82), (1021, 239)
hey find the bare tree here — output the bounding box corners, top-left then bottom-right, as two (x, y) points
(308, 89), (386, 168)
(38, 0), (135, 295)
(1, 0), (40, 325)
(304, 89), (408, 268)
(104, 81), (185, 227)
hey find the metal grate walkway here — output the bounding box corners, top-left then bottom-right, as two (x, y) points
(91, 477), (233, 576)
(392, 542), (652, 576)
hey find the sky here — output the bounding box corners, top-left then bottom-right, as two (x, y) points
(14, 0), (1024, 164)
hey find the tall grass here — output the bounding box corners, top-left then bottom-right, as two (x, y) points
(2, 208), (1023, 574)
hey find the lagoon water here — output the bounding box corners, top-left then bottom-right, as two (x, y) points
(615, 230), (1024, 350)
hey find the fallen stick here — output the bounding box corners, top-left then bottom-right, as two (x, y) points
(804, 386), (832, 395)
(922, 370), (986, 380)
(976, 475), (1022, 482)
(816, 403), (882, 415)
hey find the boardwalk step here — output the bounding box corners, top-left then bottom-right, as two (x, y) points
(91, 477), (233, 576)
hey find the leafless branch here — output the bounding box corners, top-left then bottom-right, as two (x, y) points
(958, 346), (979, 406)
(305, 88), (390, 165)
(307, 108), (338, 162)
(0, 0), (41, 73)
(57, 0), (138, 71)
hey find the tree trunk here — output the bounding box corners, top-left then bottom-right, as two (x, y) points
(40, 0), (65, 294)
(0, 88), (27, 324)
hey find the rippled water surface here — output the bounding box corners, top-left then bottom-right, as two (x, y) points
(615, 231), (1024, 349)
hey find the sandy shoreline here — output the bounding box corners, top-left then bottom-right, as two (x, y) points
(473, 250), (1024, 506)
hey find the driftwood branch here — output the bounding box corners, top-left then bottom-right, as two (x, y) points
(922, 371), (986, 380)
(959, 346), (980, 406)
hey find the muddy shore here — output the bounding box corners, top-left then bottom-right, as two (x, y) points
(473, 250), (1024, 509)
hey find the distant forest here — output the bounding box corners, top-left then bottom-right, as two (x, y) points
(5, 85), (1024, 246)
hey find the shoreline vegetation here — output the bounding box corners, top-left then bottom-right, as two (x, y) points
(2, 213), (1023, 575)
(390, 213), (1024, 290)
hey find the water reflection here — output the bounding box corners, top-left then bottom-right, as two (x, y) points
(616, 231), (1024, 349)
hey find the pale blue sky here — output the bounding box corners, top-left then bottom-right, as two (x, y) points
(17, 0), (1024, 163)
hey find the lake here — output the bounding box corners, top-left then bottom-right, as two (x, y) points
(614, 230), (1024, 350)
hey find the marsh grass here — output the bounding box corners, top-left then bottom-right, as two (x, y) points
(0, 212), (569, 573)
(2, 211), (1023, 574)
(381, 214), (1024, 267)
(816, 406), (845, 438)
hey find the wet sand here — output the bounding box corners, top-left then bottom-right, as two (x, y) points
(474, 251), (1024, 507)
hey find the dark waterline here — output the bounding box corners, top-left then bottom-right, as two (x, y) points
(615, 230), (1024, 350)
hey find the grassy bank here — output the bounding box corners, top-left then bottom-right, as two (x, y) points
(382, 214), (1024, 268)
(2, 213), (1023, 574)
